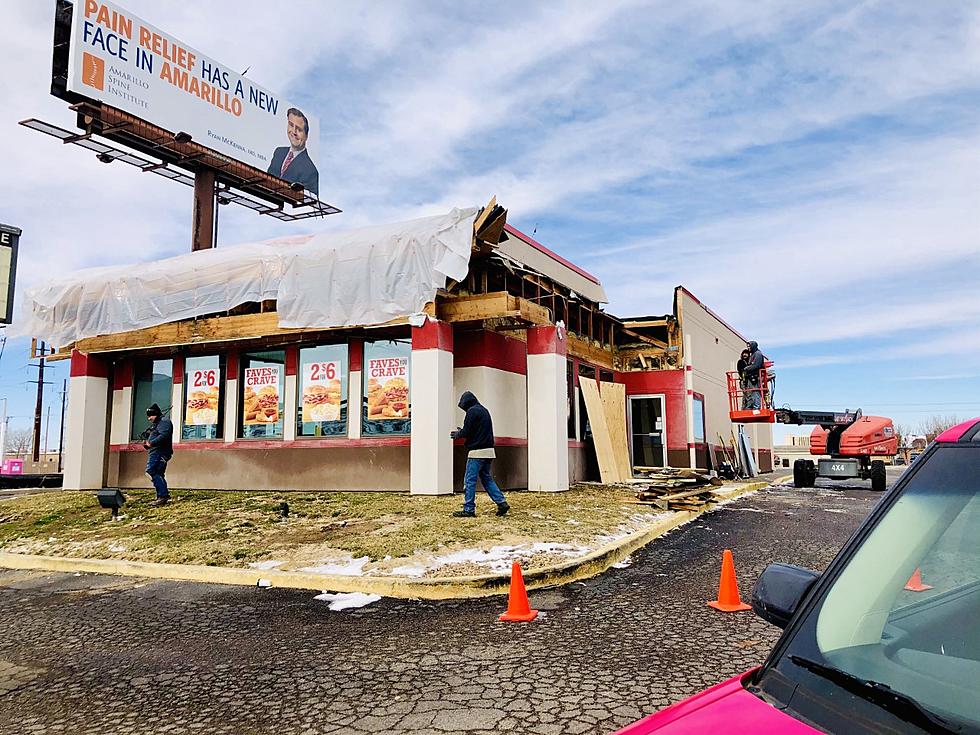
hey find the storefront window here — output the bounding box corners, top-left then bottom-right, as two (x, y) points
(692, 395), (706, 443)
(130, 359), (173, 440)
(239, 350), (285, 439)
(363, 340), (411, 435)
(183, 355), (224, 440)
(297, 344), (348, 437)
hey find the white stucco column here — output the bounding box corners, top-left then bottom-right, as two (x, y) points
(348, 340), (363, 440)
(410, 319), (454, 495)
(224, 352), (239, 443)
(170, 382), (184, 444)
(283, 376), (298, 441)
(109, 360), (133, 446)
(63, 350), (110, 490)
(527, 325), (569, 492)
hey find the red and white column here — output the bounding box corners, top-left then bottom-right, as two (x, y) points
(410, 319), (454, 495)
(63, 350), (110, 490)
(527, 325), (569, 492)
(348, 340), (364, 440)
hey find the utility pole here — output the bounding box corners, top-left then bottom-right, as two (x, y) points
(28, 341), (52, 463)
(57, 379), (67, 473)
(0, 397), (6, 467)
(44, 405), (51, 460)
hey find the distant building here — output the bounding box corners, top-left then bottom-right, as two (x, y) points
(773, 434), (826, 469)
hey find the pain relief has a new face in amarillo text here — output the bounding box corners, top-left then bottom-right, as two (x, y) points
(67, 0), (320, 174)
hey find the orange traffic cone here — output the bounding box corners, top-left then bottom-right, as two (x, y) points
(708, 549), (752, 612)
(904, 568), (933, 592)
(499, 561), (539, 622)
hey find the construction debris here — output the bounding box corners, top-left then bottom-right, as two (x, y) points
(629, 467), (725, 511)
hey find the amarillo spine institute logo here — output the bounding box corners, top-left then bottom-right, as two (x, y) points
(82, 52), (105, 91)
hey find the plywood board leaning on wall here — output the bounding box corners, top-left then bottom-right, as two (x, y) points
(600, 381), (633, 481)
(579, 379), (618, 484)
(579, 379), (633, 483)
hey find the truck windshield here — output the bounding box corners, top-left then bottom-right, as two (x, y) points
(767, 445), (980, 731)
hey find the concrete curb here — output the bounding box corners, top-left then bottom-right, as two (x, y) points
(0, 481), (769, 600)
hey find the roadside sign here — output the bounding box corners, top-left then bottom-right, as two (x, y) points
(0, 225), (21, 325)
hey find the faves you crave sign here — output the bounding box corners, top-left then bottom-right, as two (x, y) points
(243, 365), (280, 425)
(366, 358), (409, 420)
(66, 0), (321, 194)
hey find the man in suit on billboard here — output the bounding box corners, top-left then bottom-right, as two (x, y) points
(268, 107), (319, 196)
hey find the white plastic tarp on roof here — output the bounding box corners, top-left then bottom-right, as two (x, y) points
(10, 207), (478, 345)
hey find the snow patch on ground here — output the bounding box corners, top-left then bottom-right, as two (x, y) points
(249, 560), (285, 570)
(392, 542), (591, 577)
(612, 556), (633, 569)
(314, 592), (382, 611)
(107, 543), (127, 552)
(299, 556), (370, 576)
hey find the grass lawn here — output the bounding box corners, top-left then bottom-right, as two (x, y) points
(0, 486), (664, 575)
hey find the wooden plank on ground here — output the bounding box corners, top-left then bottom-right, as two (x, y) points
(600, 381), (632, 481)
(579, 378), (620, 484)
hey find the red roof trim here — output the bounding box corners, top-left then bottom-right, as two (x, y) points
(503, 224), (601, 286)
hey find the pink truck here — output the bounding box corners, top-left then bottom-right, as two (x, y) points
(616, 419), (980, 734)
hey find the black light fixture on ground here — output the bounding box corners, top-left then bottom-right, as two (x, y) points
(95, 488), (126, 520)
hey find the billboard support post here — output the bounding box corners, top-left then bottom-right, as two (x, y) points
(192, 169), (216, 251)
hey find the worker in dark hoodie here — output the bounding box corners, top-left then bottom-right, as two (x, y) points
(451, 391), (510, 518)
(741, 341), (766, 410)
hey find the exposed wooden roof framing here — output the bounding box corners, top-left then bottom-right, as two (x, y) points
(41, 198), (682, 373)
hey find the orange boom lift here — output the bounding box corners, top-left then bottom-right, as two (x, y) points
(727, 362), (896, 492)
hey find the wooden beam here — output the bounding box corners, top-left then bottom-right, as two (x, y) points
(437, 292), (550, 326)
(567, 334), (614, 369)
(622, 318), (670, 329)
(619, 325), (669, 350)
(72, 306), (430, 355)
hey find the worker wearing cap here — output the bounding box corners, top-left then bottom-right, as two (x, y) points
(143, 403), (173, 506)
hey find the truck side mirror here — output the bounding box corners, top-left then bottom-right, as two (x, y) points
(751, 563), (820, 629)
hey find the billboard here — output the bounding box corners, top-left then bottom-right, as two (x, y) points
(0, 225), (21, 325)
(65, 0), (321, 195)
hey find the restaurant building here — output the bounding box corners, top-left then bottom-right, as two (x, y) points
(16, 205), (772, 494)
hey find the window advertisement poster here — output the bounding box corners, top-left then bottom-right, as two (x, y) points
(185, 365), (220, 426)
(66, 0), (321, 194)
(366, 357), (410, 420)
(243, 365), (281, 425)
(301, 360), (342, 423)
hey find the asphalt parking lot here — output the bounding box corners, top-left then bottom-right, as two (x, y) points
(0, 477), (893, 735)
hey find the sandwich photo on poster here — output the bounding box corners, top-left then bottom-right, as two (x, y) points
(243, 365), (281, 425)
(185, 366), (220, 425)
(302, 361), (342, 422)
(366, 358), (409, 420)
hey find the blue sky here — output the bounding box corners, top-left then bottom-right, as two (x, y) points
(1, 0), (979, 447)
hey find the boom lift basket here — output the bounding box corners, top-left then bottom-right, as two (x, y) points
(728, 362), (776, 423)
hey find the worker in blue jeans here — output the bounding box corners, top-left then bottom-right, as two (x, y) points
(143, 403), (174, 506)
(451, 391), (510, 518)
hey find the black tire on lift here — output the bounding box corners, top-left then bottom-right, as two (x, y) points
(794, 459), (807, 488)
(871, 460), (886, 492)
(805, 459), (818, 487)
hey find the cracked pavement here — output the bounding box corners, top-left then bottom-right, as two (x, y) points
(0, 477), (891, 734)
